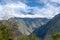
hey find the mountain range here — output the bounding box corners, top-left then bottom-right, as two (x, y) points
(0, 17), (49, 36)
(0, 13), (60, 40)
(32, 13), (60, 40)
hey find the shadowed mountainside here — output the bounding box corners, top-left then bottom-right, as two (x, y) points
(32, 13), (60, 39)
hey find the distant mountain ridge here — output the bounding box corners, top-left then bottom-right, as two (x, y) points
(1, 17), (50, 36)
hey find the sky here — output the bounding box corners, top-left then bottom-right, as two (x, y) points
(0, 0), (60, 20)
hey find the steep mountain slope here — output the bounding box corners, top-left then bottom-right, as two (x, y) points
(44, 14), (60, 40)
(1, 17), (49, 35)
(0, 22), (11, 40)
(33, 13), (60, 39)
(0, 22), (18, 40)
(0, 20), (40, 40)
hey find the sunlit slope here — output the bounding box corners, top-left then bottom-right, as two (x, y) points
(2, 17), (49, 35)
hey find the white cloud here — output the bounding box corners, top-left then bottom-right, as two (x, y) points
(38, 0), (60, 4)
(49, 0), (60, 3)
(0, 2), (28, 20)
(30, 4), (60, 18)
(35, 0), (60, 18)
(0, 0), (60, 20)
(0, 2), (31, 19)
(4, 2), (27, 9)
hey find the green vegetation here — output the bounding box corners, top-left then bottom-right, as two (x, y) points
(52, 33), (60, 40)
(18, 34), (41, 40)
(45, 33), (60, 40)
(0, 22), (14, 40)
